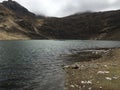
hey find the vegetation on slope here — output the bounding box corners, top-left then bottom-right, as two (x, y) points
(0, 0), (48, 39)
(39, 11), (120, 40)
(0, 0), (120, 40)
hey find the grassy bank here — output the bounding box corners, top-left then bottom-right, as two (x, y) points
(64, 48), (120, 90)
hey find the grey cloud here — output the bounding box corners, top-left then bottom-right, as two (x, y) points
(0, 0), (120, 17)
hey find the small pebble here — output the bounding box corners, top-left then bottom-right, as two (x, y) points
(113, 76), (119, 79)
(97, 71), (110, 74)
(70, 85), (75, 88)
(88, 87), (92, 90)
(100, 86), (102, 89)
(81, 81), (92, 84)
(104, 65), (108, 68)
(79, 86), (81, 89)
(75, 84), (79, 87)
(96, 81), (99, 84)
(71, 64), (79, 69)
(83, 85), (86, 88)
(105, 77), (112, 80)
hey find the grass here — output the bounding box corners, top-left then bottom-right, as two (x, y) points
(0, 31), (30, 40)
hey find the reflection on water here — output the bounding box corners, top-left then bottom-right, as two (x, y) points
(0, 40), (119, 90)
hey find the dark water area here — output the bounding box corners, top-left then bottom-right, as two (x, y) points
(0, 40), (119, 90)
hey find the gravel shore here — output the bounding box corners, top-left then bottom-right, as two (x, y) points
(64, 48), (120, 90)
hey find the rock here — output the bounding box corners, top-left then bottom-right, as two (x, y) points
(78, 86), (82, 89)
(113, 76), (119, 79)
(71, 64), (79, 69)
(105, 77), (112, 80)
(80, 65), (85, 69)
(104, 65), (109, 68)
(100, 86), (102, 89)
(96, 81), (100, 84)
(83, 85), (86, 88)
(81, 81), (92, 84)
(87, 81), (92, 84)
(75, 84), (79, 87)
(70, 85), (75, 88)
(97, 71), (110, 74)
(62, 65), (69, 69)
(88, 87), (92, 90)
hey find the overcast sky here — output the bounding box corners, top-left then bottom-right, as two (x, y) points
(0, 0), (120, 17)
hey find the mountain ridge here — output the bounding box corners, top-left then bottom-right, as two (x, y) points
(0, 0), (120, 40)
(2, 0), (35, 17)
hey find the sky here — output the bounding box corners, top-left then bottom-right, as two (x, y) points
(0, 0), (120, 17)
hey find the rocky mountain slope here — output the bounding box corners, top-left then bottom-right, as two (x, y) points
(0, 0), (47, 40)
(40, 11), (120, 40)
(0, 0), (120, 40)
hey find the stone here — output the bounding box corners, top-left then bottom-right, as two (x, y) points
(97, 71), (110, 74)
(71, 64), (79, 69)
(105, 77), (112, 80)
(70, 85), (75, 88)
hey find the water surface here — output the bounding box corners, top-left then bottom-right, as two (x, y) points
(0, 40), (119, 90)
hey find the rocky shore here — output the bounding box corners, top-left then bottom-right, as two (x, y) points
(64, 48), (120, 90)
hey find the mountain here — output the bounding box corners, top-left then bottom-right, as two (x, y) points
(2, 0), (35, 17)
(39, 11), (120, 40)
(0, 0), (47, 39)
(0, 0), (120, 40)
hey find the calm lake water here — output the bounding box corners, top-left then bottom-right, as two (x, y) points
(0, 40), (119, 90)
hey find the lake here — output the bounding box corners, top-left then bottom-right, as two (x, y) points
(0, 40), (119, 90)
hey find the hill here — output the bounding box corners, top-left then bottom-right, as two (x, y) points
(2, 0), (35, 17)
(0, 0), (120, 40)
(39, 11), (120, 40)
(0, 0), (47, 39)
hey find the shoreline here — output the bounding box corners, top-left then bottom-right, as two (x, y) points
(64, 48), (120, 90)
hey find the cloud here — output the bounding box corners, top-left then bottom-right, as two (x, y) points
(0, 0), (119, 17)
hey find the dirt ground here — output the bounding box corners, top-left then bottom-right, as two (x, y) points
(64, 48), (120, 90)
